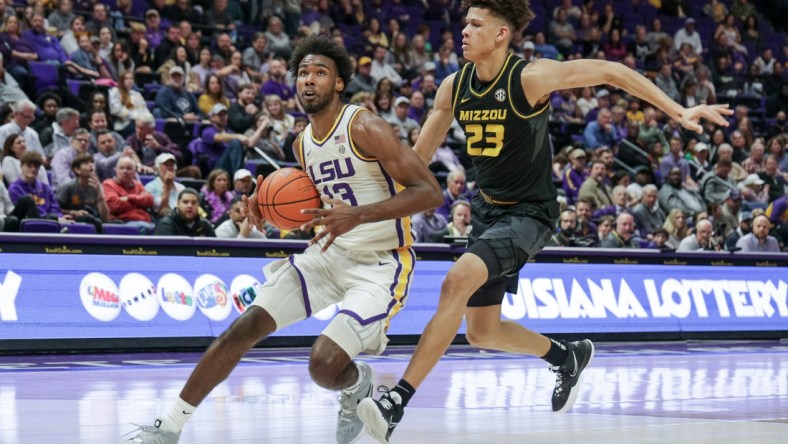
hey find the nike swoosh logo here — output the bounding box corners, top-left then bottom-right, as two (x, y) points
(306, 149), (312, 157)
(182, 411), (191, 415)
(379, 261), (387, 266)
(461, 96), (471, 103)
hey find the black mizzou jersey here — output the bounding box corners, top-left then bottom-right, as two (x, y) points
(452, 54), (557, 204)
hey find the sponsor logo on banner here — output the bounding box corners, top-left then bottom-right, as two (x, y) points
(158, 273), (195, 321)
(80, 272), (121, 321)
(119, 273), (160, 321)
(502, 277), (788, 320)
(0, 270), (21, 322)
(194, 274), (232, 321)
(229, 274), (263, 314)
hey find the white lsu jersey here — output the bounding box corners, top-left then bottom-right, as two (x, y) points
(297, 104), (413, 251)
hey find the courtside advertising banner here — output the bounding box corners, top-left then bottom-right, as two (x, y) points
(1, 252), (786, 339)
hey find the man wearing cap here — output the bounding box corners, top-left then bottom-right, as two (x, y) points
(145, 152), (185, 218)
(700, 158), (736, 206)
(718, 186), (743, 237)
(522, 40), (536, 62)
(144, 9), (163, 48)
(154, 188), (216, 237)
(370, 44), (402, 88)
(344, 56), (375, 98)
(232, 169), (254, 197)
(725, 210), (752, 250)
(739, 173), (769, 210)
(584, 88), (610, 123)
(154, 65), (200, 122)
(673, 17), (702, 55)
(736, 214), (780, 252)
(386, 96), (420, 141)
(562, 148), (588, 205)
(201, 103), (249, 172)
(690, 141), (711, 181)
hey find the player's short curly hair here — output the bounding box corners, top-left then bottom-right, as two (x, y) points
(289, 35), (354, 93)
(461, 0), (535, 34)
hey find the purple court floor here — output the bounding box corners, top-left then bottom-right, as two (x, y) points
(0, 341), (785, 443)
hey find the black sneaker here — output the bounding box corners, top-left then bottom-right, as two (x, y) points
(550, 339), (594, 413)
(357, 387), (404, 444)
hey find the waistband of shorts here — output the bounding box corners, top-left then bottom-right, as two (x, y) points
(478, 189), (519, 206)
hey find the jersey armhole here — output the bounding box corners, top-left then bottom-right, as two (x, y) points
(509, 60), (550, 120)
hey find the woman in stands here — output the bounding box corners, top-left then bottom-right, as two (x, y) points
(262, 94), (294, 146)
(1, 134), (49, 186)
(0, 14), (36, 95)
(108, 39), (134, 81)
(662, 208), (689, 250)
(198, 74), (231, 117)
(108, 71), (147, 135)
(199, 168), (234, 225)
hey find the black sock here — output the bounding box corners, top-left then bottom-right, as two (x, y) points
(541, 338), (569, 367)
(392, 379), (416, 407)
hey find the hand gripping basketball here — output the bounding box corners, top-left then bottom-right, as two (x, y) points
(256, 168), (321, 230)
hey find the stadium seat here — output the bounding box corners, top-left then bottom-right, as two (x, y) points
(28, 61), (60, 93)
(20, 219), (61, 233)
(61, 223), (98, 234)
(102, 224), (142, 235)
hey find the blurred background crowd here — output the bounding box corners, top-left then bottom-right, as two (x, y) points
(0, 0), (785, 252)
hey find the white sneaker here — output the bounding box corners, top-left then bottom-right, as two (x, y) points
(122, 420), (181, 444)
(336, 361), (375, 444)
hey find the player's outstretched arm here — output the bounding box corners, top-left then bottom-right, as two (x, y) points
(302, 111), (443, 251)
(412, 73), (457, 164)
(521, 58), (733, 133)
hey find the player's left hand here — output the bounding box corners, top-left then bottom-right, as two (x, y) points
(679, 104), (734, 133)
(301, 196), (360, 252)
(242, 175), (266, 231)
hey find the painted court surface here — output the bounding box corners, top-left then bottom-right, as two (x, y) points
(0, 341), (785, 443)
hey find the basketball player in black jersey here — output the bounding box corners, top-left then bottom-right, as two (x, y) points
(358, 1), (733, 442)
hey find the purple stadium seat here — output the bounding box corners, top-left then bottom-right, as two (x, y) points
(20, 219), (61, 233)
(28, 61), (60, 93)
(61, 223), (97, 234)
(103, 224), (142, 235)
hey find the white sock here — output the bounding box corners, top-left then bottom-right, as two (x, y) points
(158, 397), (197, 433)
(342, 362), (364, 392)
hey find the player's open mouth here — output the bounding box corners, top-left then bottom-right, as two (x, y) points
(302, 90), (317, 99)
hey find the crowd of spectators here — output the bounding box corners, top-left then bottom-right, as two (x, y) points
(0, 0), (785, 252)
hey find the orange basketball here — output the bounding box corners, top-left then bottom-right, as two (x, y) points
(257, 168), (321, 230)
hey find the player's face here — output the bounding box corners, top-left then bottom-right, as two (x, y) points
(462, 7), (508, 62)
(296, 54), (342, 114)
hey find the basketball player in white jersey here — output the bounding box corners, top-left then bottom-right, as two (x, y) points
(124, 35), (442, 444)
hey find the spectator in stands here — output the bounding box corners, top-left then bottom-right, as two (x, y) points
(660, 136), (696, 189)
(548, 8), (576, 56)
(41, 106), (79, 160)
(244, 111), (286, 162)
(574, 197), (597, 238)
(198, 74), (231, 116)
(261, 94), (294, 145)
(677, 219), (718, 251)
(24, 12), (67, 65)
(261, 57), (296, 111)
(200, 168), (233, 225)
(0, 52), (28, 105)
(108, 71), (147, 135)
(738, 173), (769, 210)
(761, 155), (787, 203)
(736, 214), (779, 252)
(145, 152), (185, 218)
(64, 33), (111, 80)
(0, 99), (44, 160)
(9, 150), (71, 227)
(231, 169), (253, 197)
(125, 113), (190, 176)
(264, 15), (292, 60)
(227, 84), (259, 134)
(724, 209), (751, 249)
(0, 177), (37, 232)
(153, 25), (182, 71)
(700, 158), (736, 206)
(59, 15), (84, 56)
(637, 107), (668, 154)
(673, 17), (702, 55)
(547, 209), (586, 247)
(94, 129), (141, 182)
(345, 56), (375, 98)
(533, 31), (561, 60)
(191, 47), (213, 90)
(754, 48), (775, 76)
(128, 22), (153, 72)
(51, 128), (90, 189)
(103, 155), (154, 232)
(599, 212), (637, 248)
(201, 103), (248, 172)
(144, 10), (163, 49)
(154, 66), (200, 122)
(562, 148), (588, 205)
(1, 133), (48, 185)
(164, 0), (201, 24)
(242, 33), (269, 74)
(222, 51), (251, 100)
(85, 3), (113, 38)
(435, 169), (470, 220)
(215, 196), (265, 239)
(86, 109), (126, 154)
(154, 187), (215, 237)
(371, 44), (403, 88)
(48, 0), (75, 37)
(741, 139), (766, 173)
(56, 153), (109, 232)
(661, 208), (688, 249)
(632, 184), (666, 239)
(718, 188), (743, 236)
(411, 206), (448, 243)
(658, 167), (707, 217)
(655, 63), (680, 103)
(583, 108), (614, 149)
(578, 160), (612, 210)
(717, 143), (748, 184)
(434, 199), (472, 243)
(158, 46), (200, 92)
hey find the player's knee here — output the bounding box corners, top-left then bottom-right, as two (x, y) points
(308, 336), (353, 389)
(218, 306), (274, 348)
(465, 325), (498, 349)
(440, 269), (473, 303)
